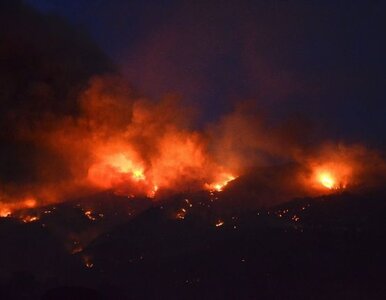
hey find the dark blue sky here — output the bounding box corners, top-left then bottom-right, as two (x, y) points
(25, 0), (386, 146)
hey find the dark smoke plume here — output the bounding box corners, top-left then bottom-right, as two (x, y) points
(0, 0), (112, 188)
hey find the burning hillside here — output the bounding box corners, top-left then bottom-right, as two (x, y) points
(1, 2), (386, 299)
(1, 70), (385, 215)
(1, 2), (385, 212)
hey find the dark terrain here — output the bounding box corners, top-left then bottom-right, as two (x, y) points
(0, 185), (385, 299)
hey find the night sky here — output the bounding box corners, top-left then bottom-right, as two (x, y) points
(25, 0), (386, 146)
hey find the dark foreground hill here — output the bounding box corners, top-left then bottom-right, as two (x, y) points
(0, 188), (385, 299)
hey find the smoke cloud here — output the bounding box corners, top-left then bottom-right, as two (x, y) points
(1, 1), (385, 215)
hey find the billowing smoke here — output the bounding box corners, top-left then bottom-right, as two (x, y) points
(1, 1), (385, 215)
(0, 0), (111, 208)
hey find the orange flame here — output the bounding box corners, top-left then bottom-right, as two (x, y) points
(310, 161), (352, 191)
(317, 171), (336, 189)
(305, 146), (359, 192)
(4, 75), (382, 211)
(205, 173), (236, 192)
(0, 208), (11, 218)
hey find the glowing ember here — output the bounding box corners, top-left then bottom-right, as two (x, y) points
(84, 210), (97, 221)
(176, 208), (187, 220)
(215, 220), (224, 227)
(305, 145), (369, 193)
(82, 256), (94, 268)
(184, 199), (193, 207)
(22, 215), (40, 223)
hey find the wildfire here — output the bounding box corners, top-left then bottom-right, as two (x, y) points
(24, 197), (37, 208)
(88, 151), (146, 187)
(0, 208), (11, 218)
(313, 165), (350, 191)
(21, 215), (40, 223)
(0, 76), (249, 206)
(86, 130), (225, 198)
(317, 171), (336, 189)
(303, 144), (378, 193)
(0, 196), (39, 219)
(147, 185), (158, 198)
(206, 173), (236, 192)
(0, 68), (384, 214)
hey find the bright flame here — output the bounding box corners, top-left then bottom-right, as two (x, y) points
(0, 197), (37, 217)
(312, 163), (351, 191)
(88, 151), (146, 188)
(2, 73), (384, 211)
(105, 153), (145, 181)
(0, 76), (248, 206)
(86, 130), (237, 198)
(303, 144), (378, 193)
(0, 208), (11, 218)
(205, 173), (236, 192)
(317, 171), (336, 189)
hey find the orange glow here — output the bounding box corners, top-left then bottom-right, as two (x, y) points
(85, 126), (237, 198)
(0, 77), (248, 207)
(24, 197), (37, 208)
(0, 196), (42, 218)
(311, 163), (351, 191)
(317, 171), (336, 189)
(105, 153), (145, 181)
(147, 185), (158, 198)
(21, 215), (40, 223)
(88, 150), (146, 189)
(0, 208), (11, 218)
(205, 173), (236, 192)
(2, 73), (385, 211)
(299, 144), (373, 193)
(149, 132), (210, 191)
(308, 160), (352, 192)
